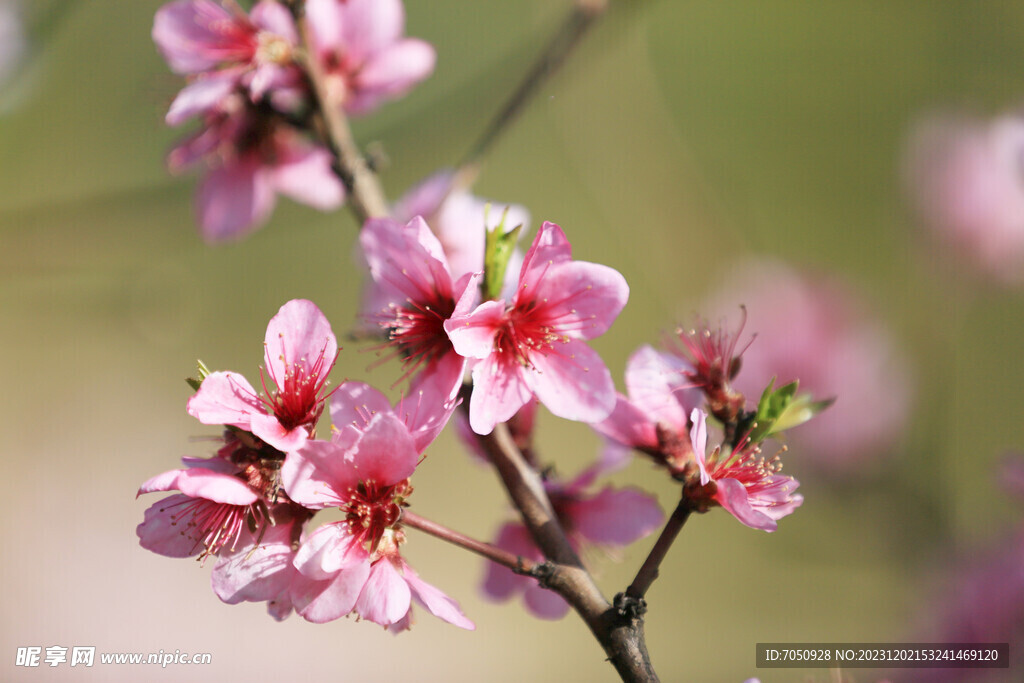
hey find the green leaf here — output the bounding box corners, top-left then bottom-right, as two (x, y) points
(185, 359), (211, 392)
(481, 205), (523, 301)
(749, 378), (833, 441)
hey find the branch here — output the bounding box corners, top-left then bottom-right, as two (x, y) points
(295, 14), (390, 223)
(473, 419), (660, 682)
(626, 498), (690, 600)
(402, 510), (538, 574)
(454, 0), (610, 190)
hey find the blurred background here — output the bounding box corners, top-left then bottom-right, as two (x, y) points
(2, 1), (1023, 681)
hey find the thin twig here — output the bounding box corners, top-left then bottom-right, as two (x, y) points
(295, 15), (390, 223)
(402, 510), (537, 574)
(454, 0), (610, 190)
(626, 498), (691, 600)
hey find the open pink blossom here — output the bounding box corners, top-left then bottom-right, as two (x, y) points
(306, 0), (435, 116)
(187, 299), (339, 453)
(445, 221), (629, 435)
(393, 169), (530, 286)
(592, 344), (701, 475)
(137, 439), (313, 620)
(905, 112), (1024, 285)
(482, 455), (663, 619)
(687, 409), (802, 532)
(153, 0), (302, 107)
(360, 216), (475, 403)
(281, 383), (470, 629)
(702, 259), (911, 471)
(168, 95), (345, 242)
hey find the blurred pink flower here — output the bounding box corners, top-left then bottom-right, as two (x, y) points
(187, 299), (339, 453)
(306, 0), (435, 115)
(168, 95), (345, 242)
(905, 113), (1024, 285)
(482, 456), (663, 619)
(393, 169), (530, 286)
(446, 221), (629, 435)
(703, 259), (911, 471)
(592, 344), (701, 475)
(0, 1), (25, 94)
(281, 383), (469, 629)
(153, 0), (303, 107)
(687, 409), (802, 532)
(360, 216), (473, 403)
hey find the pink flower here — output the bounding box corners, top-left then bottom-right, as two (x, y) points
(153, 0), (302, 107)
(445, 221), (629, 435)
(187, 299), (339, 453)
(905, 113), (1024, 285)
(702, 259), (911, 471)
(482, 457), (663, 619)
(592, 344), (701, 475)
(168, 95), (345, 242)
(359, 216), (474, 403)
(136, 437), (313, 620)
(306, 0), (436, 115)
(393, 169), (530, 286)
(687, 409), (802, 532)
(281, 383), (470, 629)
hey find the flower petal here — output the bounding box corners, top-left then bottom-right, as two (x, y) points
(467, 354), (533, 435)
(212, 522), (296, 604)
(714, 478), (778, 532)
(186, 370), (263, 431)
(291, 561), (371, 623)
(403, 563), (475, 630)
(526, 339), (616, 424)
(271, 146), (346, 211)
(530, 260), (629, 340)
(293, 523), (368, 580)
(197, 156), (276, 242)
(566, 486), (663, 546)
(355, 559), (412, 627)
(263, 299), (338, 388)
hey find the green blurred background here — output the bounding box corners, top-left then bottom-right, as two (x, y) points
(2, 1), (1023, 681)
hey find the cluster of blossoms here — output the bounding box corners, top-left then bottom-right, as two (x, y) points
(140, 6), (828, 674)
(153, 0), (435, 241)
(138, 300), (471, 629)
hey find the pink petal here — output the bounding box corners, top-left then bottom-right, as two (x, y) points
(402, 357), (463, 449)
(523, 584), (571, 620)
(445, 298), (505, 360)
(186, 370), (263, 430)
(360, 216), (454, 305)
(591, 394), (658, 451)
(714, 478), (777, 532)
(173, 468), (259, 505)
(350, 39), (436, 110)
(481, 523), (536, 602)
(165, 71), (240, 126)
(197, 156), (276, 242)
(339, 0), (405, 65)
(349, 412), (420, 485)
(329, 381), (393, 431)
(305, 0), (343, 55)
(270, 146), (346, 211)
(248, 412), (307, 453)
(250, 1), (298, 44)
(153, 0), (246, 74)
(291, 561), (371, 623)
(392, 169), (454, 224)
(526, 339), (616, 424)
(516, 221), (573, 294)
(212, 522), (296, 604)
(403, 563), (475, 630)
(281, 437), (358, 508)
(355, 559), (412, 627)
(137, 494), (203, 558)
(468, 354), (534, 435)
(530, 260), (629, 340)
(690, 409), (710, 485)
(624, 345), (695, 430)
(293, 523), (368, 580)
(263, 299), (338, 387)
(566, 486), (663, 546)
